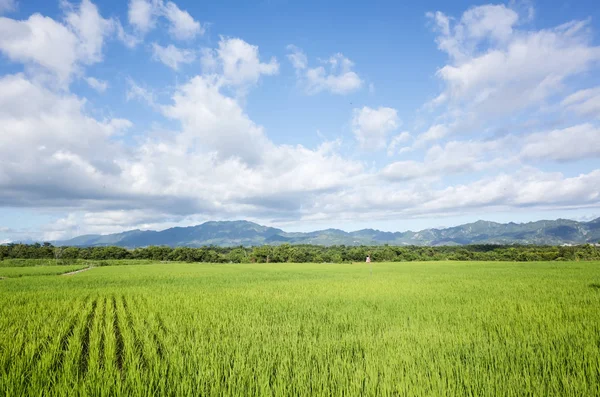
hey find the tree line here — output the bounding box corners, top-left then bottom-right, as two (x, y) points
(1, 242), (600, 263)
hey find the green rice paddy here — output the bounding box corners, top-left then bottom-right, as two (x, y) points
(1, 261), (599, 396)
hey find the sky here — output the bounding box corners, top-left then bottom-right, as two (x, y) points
(0, 0), (600, 242)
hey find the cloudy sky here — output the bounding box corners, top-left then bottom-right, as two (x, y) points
(0, 0), (599, 242)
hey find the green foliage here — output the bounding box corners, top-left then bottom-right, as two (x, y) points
(2, 242), (600, 263)
(1, 261), (599, 395)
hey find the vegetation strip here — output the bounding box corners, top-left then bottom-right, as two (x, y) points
(2, 242), (600, 264)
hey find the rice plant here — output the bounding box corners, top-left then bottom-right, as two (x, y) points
(1, 261), (599, 396)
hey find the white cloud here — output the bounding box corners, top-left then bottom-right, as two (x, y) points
(0, 69), (366, 239)
(3, 70), (600, 239)
(127, 0), (203, 40)
(125, 78), (156, 106)
(161, 74), (273, 163)
(520, 123), (600, 162)
(128, 0), (155, 33)
(162, 1), (203, 40)
(435, 20), (600, 108)
(0, 0), (16, 14)
(115, 19), (140, 48)
(312, 168), (600, 223)
(63, 0), (113, 65)
(286, 44), (307, 70)
(420, 4), (600, 146)
(414, 124), (449, 148)
(85, 76), (108, 92)
(383, 139), (512, 181)
(2, 2), (600, 241)
(0, 73), (131, 208)
(385, 121), (600, 182)
(0, 0), (113, 85)
(151, 42), (195, 70)
(351, 107), (399, 150)
(561, 87), (600, 118)
(201, 37), (279, 90)
(287, 46), (363, 95)
(387, 132), (411, 156)
(419, 169), (600, 213)
(0, 14), (78, 84)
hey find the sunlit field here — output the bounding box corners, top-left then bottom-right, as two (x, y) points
(0, 264), (87, 278)
(1, 261), (599, 396)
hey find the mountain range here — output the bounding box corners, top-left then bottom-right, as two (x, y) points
(54, 217), (600, 248)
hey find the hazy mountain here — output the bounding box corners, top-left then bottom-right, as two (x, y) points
(53, 218), (600, 248)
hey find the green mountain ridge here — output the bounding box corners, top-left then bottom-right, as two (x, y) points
(52, 218), (600, 248)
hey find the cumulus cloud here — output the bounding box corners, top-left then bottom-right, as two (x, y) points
(127, 0), (203, 40)
(561, 87), (600, 119)
(418, 4), (600, 147)
(0, 65), (364, 239)
(414, 124), (450, 148)
(387, 132), (412, 156)
(151, 42), (195, 70)
(385, 121), (600, 182)
(128, 0), (155, 33)
(162, 1), (203, 39)
(161, 74), (274, 163)
(312, 168), (600, 223)
(0, 0), (114, 85)
(0, 73), (131, 208)
(520, 124), (600, 162)
(351, 107), (399, 150)
(382, 139), (513, 181)
(200, 37), (279, 90)
(85, 76), (108, 92)
(287, 46), (363, 95)
(286, 44), (307, 69)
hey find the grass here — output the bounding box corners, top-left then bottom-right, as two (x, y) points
(0, 258), (67, 267)
(0, 264), (88, 278)
(0, 260), (599, 396)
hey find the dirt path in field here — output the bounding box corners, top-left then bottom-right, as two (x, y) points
(61, 267), (93, 276)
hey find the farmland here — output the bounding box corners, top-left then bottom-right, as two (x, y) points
(1, 261), (599, 396)
(0, 264), (87, 278)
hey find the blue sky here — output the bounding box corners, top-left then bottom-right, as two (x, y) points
(0, 0), (599, 241)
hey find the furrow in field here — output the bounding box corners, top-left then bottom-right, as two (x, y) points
(133, 294), (169, 361)
(26, 335), (52, 375)
(101, 295), (119, 381)
(51, 314), (79, 373)
(78, 298), (98, 377)
(98, 297), (107, 370)
(121, 295), (148, 370)
(46, 295), (90, 375)
(112, 296), (125, 373)
(131, 295), (166, 361)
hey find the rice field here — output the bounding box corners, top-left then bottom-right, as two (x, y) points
(1, 261), (599, 396)
(0, 264), (87, 278)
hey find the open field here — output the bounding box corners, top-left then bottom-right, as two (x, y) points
(1, 261), (599, 396)
(0, 264), (88, 278)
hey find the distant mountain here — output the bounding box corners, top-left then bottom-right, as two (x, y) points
(53, 218), (600, 248)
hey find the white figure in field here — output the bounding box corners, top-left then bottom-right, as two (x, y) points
(366, 255), (371, 263)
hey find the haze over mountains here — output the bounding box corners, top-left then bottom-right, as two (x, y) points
(54, 218), (600, 248)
